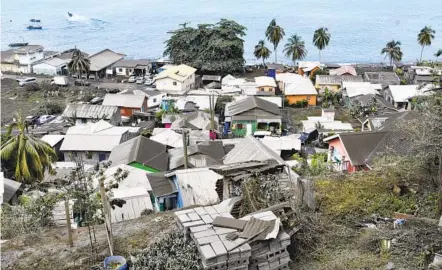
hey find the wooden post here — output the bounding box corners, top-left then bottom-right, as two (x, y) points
(182, 129), (188, 169)
(64, 198), (74, 247)
(98, 176), (114, 256)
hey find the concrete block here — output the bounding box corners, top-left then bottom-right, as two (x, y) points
(194, 207), (208, 216)
(190, 224), (212, 233)
(177, 214), (191, 223)
(175, 208), (196, 215)
(197, 235), (221, 246)
(204, 206), (218, 215)
(201, 259), (227, 270)
(188, 212), (201, 221)
(257, 261), (270, 270)
(210, 213), (221, 219)
(211, 240), (227, 256)
(194, 229), (216, 239)
(200, 244), (216, 261)
(183, 220), (205, 228)
(214, 227), (237, 235)
(201, 215), (214, 224)
(269, 258), (279, 269)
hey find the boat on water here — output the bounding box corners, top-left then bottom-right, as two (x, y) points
(9, 42), (28, 48)
(67, 12), (73, 17)
(27, 19), (42, 30)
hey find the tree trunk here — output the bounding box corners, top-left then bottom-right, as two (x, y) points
(64, 199), (73, 247)
(274, 46), (277, 63)
(420, 46), (425, 62)
(319, 50), (321, 62)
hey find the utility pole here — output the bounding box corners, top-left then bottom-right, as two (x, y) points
(64, 198), (74, 247)
(182, 129), (188, 169)
(98, 176), (114, 255)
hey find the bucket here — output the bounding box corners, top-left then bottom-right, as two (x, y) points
(104, 256), (128, 270)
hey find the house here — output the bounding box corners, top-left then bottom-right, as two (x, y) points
(315, 75), (364, 92)
(102, 94), (148, 117)
(277, 73), (317, 106)
(146, 172), (178, 211)
(254, 76), (277, 95)
(165, 95), (218, 111)
(364, 72), (400, 87)
(165, 168), (224, 209)
(324, 131), (409, 172)
(407, 66), (442, 84)
(119, 89), (166, 109)
(224, 96), (282, 137)
(108, 135), (168, 172)
(60, 120), (139, 163)
(170, 111), (219, 131)
(360, 111), (411, 131)
(101, 164), (155, 222)
(301, 108), (354, 134)
(87, 49), (125, 78)
(221, 74), (245, 94)
(150, 128), (183, 148)
(202, 75), (222, 85)
(384, 84), (432, 110)
(112, 59), (151, 77)
(1, 45), (44, 73)
(297, 61), (321, 78)
(155, 64), (197, 92)
(233, 96), (283, 108)
(259, 135), (302, 156)
(41, 134), (65, 161)
(223, 135), (285, 165)
(168, 141), (225, 170)
(329, 65), (357, 76)
(342, 82), (382, 104)
(62, 104), (121, 126)
(32, 57), (67, 75)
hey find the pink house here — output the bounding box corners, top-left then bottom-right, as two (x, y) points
(323, 131), (389, 172)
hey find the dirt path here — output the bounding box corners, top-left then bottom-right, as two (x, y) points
(1, 212), (176, 270)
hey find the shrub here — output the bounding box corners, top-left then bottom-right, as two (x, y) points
(131, 232), (202, 270)
(39, 102), (64, 115)
(25, 84), (40, 92)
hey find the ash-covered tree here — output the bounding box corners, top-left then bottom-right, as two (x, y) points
(164, 19), (247, 74)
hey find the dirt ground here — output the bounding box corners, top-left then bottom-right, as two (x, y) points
(1, 78), (106, 125)
(0, 212), (176, 270)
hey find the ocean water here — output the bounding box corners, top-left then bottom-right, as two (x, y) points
(2, 0), (442, 64)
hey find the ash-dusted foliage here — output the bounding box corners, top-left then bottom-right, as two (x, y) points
(164, 19), (246, 74)
(131, 232), (202, 270)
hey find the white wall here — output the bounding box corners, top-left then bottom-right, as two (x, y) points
(115, 67), (135, 76)
(33, 63), (60, 75)
(156, 74), (195, 91)
(17, 51), (44, 65)
(148, 93), (167, 108)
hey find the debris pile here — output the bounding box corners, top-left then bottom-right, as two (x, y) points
(174, 203), (292, 270)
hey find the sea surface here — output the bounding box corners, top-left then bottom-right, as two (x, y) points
(2, 0), (442, 64)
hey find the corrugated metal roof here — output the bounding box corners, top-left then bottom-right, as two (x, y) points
(260, 135), (302, 151)
(110, 188), (153, 223)
(284, 77), (317, 95)
(108, 136), (168, 171)
(225, 96), (280, 116)
(173, 168), (223, 207)
(13, 45), (43, 54)
(155, 64), (196, 82)
(343, 82), (379, 98)
(167, 96), (218, 111)
(168, 141), (225, 170)
(147, 172), (177, 197)
(62, 104), (119, 119)
(329, 65), (357, 76)
(103, 94), (145, 108)
(388, 84), (429, 102)
(60, 134), (122, 151)
(302, 119), (354, 132)
(150, 129), (182, 148)
(202, 75), (222, 81)
(1, 173), (22, 203)
(223, 135), (285, 165)
(88, 49), (125, 71)
(112, 59), (150, 68)
(255, 76), (277, 87)
(170, 111), (219, 130)
(233, 96), (282, 108)
(66, 120), (135, 135)
(40, 134), (65, 147)
(35, 57), (66, 67)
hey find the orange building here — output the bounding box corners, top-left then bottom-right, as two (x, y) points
(279, 74), (318, 106)
(103, 94), (148, 117)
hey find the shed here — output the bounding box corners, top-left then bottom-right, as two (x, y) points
(33, 57), (67, 75)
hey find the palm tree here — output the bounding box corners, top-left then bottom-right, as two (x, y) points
(265, 19), (285, 63)
(1, 113), (57, 182)
(283, 34), (307, 64)
(417, 26), (436, 62)
(68, 48), (90, 81)
(313, 27), (331, 62)
(434, 49), (442, 59)
(381, 40), (403, 66)
(254, 40), (271, 65)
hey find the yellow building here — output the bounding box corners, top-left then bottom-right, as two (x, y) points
(255, 76), (277, 94)
(315, 75), (364, 93)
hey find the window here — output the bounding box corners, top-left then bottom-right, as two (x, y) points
(153, 98), (157, 103)
(259, 87), (264, 91)
(236, 124), (243, 129)
(173, 82), (177, 86)
(81, 119), (87, 124)
(306, 96), (311, 101)
(98, 153), (107, 161)
(118, 68), (123, 72)
(257, 122), (267, 130)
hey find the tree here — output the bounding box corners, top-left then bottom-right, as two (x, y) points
(164, 19), (246, 74)
(313, 27), (331, 62)
(67, 49), (90, 79)
(283, 34), (307, 64)
(265, 19), (285, 63)
(1, 113), (57, 182)
(417, 26), (436, 62)
(253, 40), (271, 65)
(435, 49), (442, 59)
(381, 40), (403, 66)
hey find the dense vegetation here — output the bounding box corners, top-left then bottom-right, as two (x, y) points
(164, 19), (246, 74)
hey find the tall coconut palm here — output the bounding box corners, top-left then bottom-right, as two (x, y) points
(68, 49), (90, 80)
(417, 26), (436, 62)
(265, 19), (285, 63)
(381, 40), (403, 66)
(313, 27), (331, 62)
(283, 34), (307, 64)
(1, 113), (57, 182)
(254, 40), (271, 65)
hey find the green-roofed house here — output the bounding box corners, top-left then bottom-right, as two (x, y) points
(108, 135), (169, 173)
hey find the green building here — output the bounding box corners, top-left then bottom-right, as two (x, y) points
(225, 96), (282, 137)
